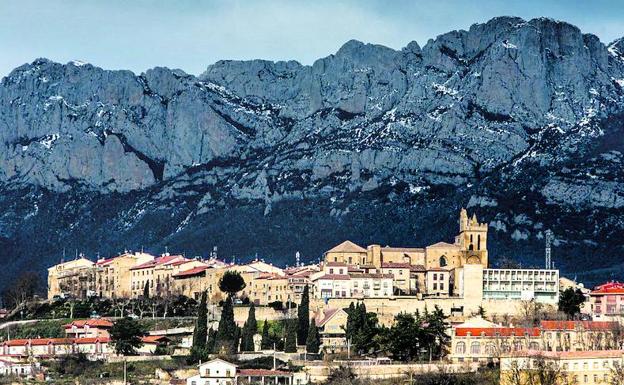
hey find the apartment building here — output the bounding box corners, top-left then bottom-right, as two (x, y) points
(500, 350), (624, 385)
(590, 282), (624, 320)
(47, 257), (95, 299)
(94, 252), (154, 298)
(350, 273), (393, 298)
(129, 255), (206, 298)
(482, 268), (560, 304)
(426, 268), (451, 297)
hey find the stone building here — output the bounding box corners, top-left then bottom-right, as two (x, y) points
(47, 256), (96, 300)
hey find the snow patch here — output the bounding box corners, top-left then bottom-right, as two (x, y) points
(502, 40), (517, 49)
(40, 133), (59, 149)
(69, 60), (88, 67)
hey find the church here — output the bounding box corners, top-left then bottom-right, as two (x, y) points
(323, 209), (489, 294)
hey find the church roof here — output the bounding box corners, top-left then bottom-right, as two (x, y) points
(427, 241), (460, 249)
(326, 240), (366, 253)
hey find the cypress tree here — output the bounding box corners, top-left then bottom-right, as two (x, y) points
(216, 294), (238, 354)
(306, 318), (320, 354)
(284, 319), (297, 353)
(241, 304), (257, 351)
(190, 291), (208, 362)
(143, 281), (150, 299)
(261, 319), (271, 350)
(297, 285), (310, 345)
(207, 327), (217, 353)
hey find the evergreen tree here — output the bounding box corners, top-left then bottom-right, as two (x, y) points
(297, 285), (310, 345)
(207, 327), (217, 353)
(215, 294), (238, 354)
(306, 318), (320, 354)
(261, 319), (271, 350)
(110, 317), (147, 356)
(142, 281), (150, 299)
(241, 303), (258, 351)
(284, 319), (297, 353)
(190, 291), (209, 362)
(559, 288), (586, 319)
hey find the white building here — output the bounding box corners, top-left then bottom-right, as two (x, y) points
(483, 268), (559, 304)
(0, 359), (38, 377)
(350, 273), (393, 298)
(186, 358), (296, 385)
(426, 268), (451, 296)
(312, 274), (351, 299)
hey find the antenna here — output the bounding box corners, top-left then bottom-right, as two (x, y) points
(296, 251), (301, 267)
(545, 229), (553, 269)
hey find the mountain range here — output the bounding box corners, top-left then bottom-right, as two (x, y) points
(1, 16), (624, 288)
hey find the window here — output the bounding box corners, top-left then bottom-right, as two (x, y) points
(329, 268), (334, 274)
(485, 344), (495, 355)
(470, 342), (480, 354)
(433, 283), (437, 290)
(440, 283), (444, 290)
(455, 342), (466, 354)
(433, 273), (438, 280)
(584, 375), (588, 383)
(439, 256), (447, 267)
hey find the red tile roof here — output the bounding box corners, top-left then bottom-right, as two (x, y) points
(382, 262), (412, 269)
(325, 261), (348, 267)
(2, 337), (109, 346)
(238, 369), (291, 377)
(141, 335), (170, 344)
(455, 327), (540, 337)
(540, 320), (619, 331)
(172, 265), (211, 278)
(64, 319), (113, 329)
(95, 257), (116, 266)
(591, 282), (624, 294)
(130, 255), (183, 270)
(512, 350), (624, 359)
(314, 274), (350, 281)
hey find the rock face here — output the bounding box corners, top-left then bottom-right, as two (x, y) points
(1, 17), (624, 286)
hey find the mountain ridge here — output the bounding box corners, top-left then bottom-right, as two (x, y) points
(1, 16), (624, 288)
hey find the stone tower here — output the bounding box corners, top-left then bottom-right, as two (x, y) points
(457, 208), (488, 267)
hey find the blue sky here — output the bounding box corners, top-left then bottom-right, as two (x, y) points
(1, 0), (623, 77)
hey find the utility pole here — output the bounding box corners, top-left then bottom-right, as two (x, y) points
(123, 359), (127, 385)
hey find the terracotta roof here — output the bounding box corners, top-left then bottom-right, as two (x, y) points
(591, 282), (624, 294)
(540, 320), (619, 331)
(316, 308), (345, 327)
(455, 327), (540, 337)
(511, 350), (624, 359)
(410, 265), (426, 272)
(427, 267), (450, 272)
(314, 274), (350, 281)
(326, 240), (366, 253)
(382, 262), (412, 269)
(325, 261), (348, 267)
(130, 255), (183, 270)
(172, 265), (211, 278)
(141, 335), (170, 344)
(64, 319), (113, 329)
(95, 257), (116, 266)
(238, 369), (291, 377)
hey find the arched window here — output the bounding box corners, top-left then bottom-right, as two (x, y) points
(477, 234), (481, 250)
(513, 340), (523, 351)
(470, 341), (480, 354)
(455, 342), (466, 354)
(529, 342), (540, 350)
(485, 344), (496, 355)
(501, 343), (511, 353)
(439, 256), (448, 267)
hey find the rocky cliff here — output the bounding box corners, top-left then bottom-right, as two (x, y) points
(1, 17), (624, 286)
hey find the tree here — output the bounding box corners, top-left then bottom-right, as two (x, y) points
(306, 318), (320, 354)
(190, 291), (209, 361)
(110, 317), (147, 355)
(241, 304), (258, 351)
(297, 285), (310, 345)
(284, 319), (297, 353)
(558, 288), (585, 319)
(215, 294), (238, 354)
(261, 320), (271, 350)
(142, 281), (150, 299)
(608, 360), (624, 385)
(1, 271), (41, 309)
(219, 271), (246, 297)
(344, 302), (380, 356)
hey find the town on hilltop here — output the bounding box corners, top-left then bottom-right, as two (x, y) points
(0, 210), (622, 384)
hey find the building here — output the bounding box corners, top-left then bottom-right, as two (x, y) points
(590, 282), (624, 320)
(315, 308), (348, 353)
(500, 350), (624, 385)
(186, 358), (296, 385)
(94, 252), (155, 298)
(1, 337), (111, 360)
(0, 358), (39, 377)
(425, 268), (451, 297)
(449, 317), (622, 364)
(312, 274), (351, 299)
(47, 256), (95, 299)
(323, 209), (489, 295)
(350, 273), (393, 298)
(129, 254), (205, 298)
(247, 274), (291, 305)
(482, 268), (560, 304)
(63, 319), (113, 338)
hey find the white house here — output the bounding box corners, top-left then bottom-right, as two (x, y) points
(186, 358), (295, 385)
(0, 359), (39, 377)
(312, 274), (351, 299)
